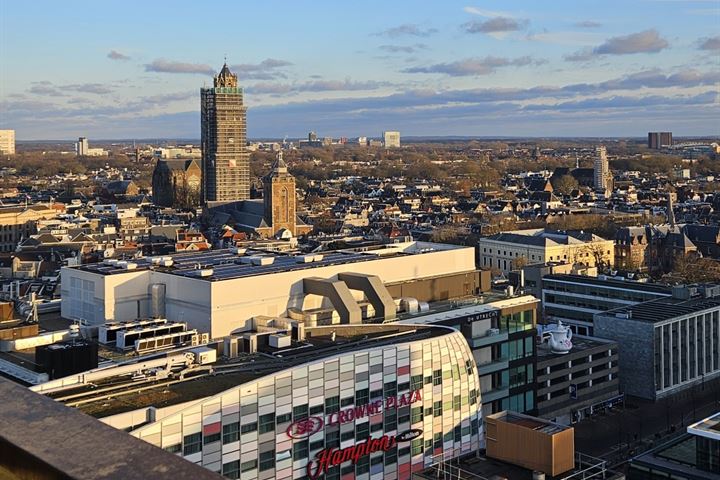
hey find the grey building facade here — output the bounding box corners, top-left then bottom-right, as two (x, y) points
(594, 285), (720, 400)
(536, 336), (620, 425)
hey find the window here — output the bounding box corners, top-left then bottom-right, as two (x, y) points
(203, 431), (221, 444)
(371, 455), (383, 466)
(326, 430), (340, 448)
(424, 375), (433, 385)
(241, 422), (257, 434)
(433, 433), (442, 449)
(293, 404), (308, 421)
(259, 450), (275, 471)
(411, 406), (423, 423)
(453, 395), (461, 411)
(432, 369), (442, 386)
(433, 401), (442, 417)
(241, 459), (257, 473)
(309, 404), (324, 415)
(384, 411), (397, 431)
(356, 456), (370, 475)
(183, 432), (202, 455)
(325, 396), (340, 414)
(356, 388), (369, 405)
(470, 389), (478, 405)
(259, 413), (275, 434)
(384, 381), (397, 398)
(398, 381), (410, 392)
(223, 422), (240, 444)
(371, 422), (383, 432)
(341, 430), (355, 441)
(294, 440), (309, 460)
(356, 422), (369, 440)
(223, 460), (240, 479)
(276, 413), (291, 425)
(370, 388), (383, 400)
(310, 439), (324, 451)
(164, 444), (181, 454)
(411, 438), (424, 455)
(466, 360), (474, 375)
(341, 396), (354, 407)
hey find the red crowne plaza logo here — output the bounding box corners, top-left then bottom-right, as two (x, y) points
(286, 416), (324, 439)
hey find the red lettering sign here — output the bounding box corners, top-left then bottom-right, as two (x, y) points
(307, 435), (396, 480)
(291, 389), (422, 437)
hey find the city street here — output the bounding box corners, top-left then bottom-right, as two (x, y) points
(574, 377), (720, 465)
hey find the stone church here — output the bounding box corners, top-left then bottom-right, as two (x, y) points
(205, 151), (312, 239)
(152, 158), (202, 209)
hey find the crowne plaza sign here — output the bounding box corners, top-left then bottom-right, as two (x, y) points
(286, 389), (422, 439)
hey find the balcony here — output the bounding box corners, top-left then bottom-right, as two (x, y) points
(470, 330), (508, 348)
(477, 356), (509, 376)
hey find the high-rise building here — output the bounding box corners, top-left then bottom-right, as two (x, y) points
(0, 130), (15, 155)
(383, 130), (400, 148)
(648, 131), (673, 149)
(76, 137), (88, 156)
(593, 145), (610, 193)
(201, 63), (249, 206)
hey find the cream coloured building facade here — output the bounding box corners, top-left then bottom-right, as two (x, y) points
(478, 228), (614, 274)
(0, 130), (15, 155)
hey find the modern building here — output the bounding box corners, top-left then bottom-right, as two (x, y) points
(152, 158), (202, 209)
(541, 274), (672, 335)
(628, 411), (720, 479)
(201, 63), (249, 206)
(60, 241), (481, 337)
(536, 334), (620, 425)
(59, 240), (539, 417)
(0, 129), (16, 155)
(383, 131), (401, 148)
(400, 295), (540, 417)
(76, 136), (89, 156)
(478, 229), (614, 275)
(593, 146), (611, 194)
(648, 131), (673, 149)
(36, 323), (484, 480)
(594, 285), (720, 400)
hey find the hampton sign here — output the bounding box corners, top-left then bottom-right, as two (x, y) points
(286, 389), (422, 439)
(307, 429), (423, 480)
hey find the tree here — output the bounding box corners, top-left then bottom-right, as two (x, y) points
(669, 253), (720, 283)
(551, 175), (579, 196)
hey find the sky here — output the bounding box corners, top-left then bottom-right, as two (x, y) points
(0, 0), (719, 140)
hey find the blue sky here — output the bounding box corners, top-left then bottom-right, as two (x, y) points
(1, 0), (718, 140)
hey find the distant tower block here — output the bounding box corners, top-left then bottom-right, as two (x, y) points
(383, 131), (400, 148)
(593, 146), (611, 194)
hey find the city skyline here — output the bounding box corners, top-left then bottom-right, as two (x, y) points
(1, 0), (719, 140)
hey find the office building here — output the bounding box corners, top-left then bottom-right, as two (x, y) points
(201, 63), (249, 206)
(594, 285), (720, 400)
(76, 137), (89, 156)
(648, 131), (673, 149)
(629, 411), (720, 479)
(0, 129), (16, 155)
(35, 323), (484, 479)
(479, 228), (614, 275)
(541, 274), (672, 335)
(383, 131), (400, 148)
(536, 334), (620, 425)
(593, 146), (610, 194)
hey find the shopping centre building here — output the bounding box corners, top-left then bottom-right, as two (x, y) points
(35, 323), (483, 479)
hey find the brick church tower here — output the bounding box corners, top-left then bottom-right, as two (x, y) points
(263, 151), (297, 237)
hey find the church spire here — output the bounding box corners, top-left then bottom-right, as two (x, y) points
(214, 61), (237, 88)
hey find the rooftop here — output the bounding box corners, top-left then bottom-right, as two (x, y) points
(488, 410), (572, 435)
(50, 324), (452, 418)
(688, 411), (720, 441)
(70, 241), (467, 282)
(543, 273), (673, 295)
(601, 294), (720, 323)
(482, 228), (609, 247)
(536, 333), (616, 359)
